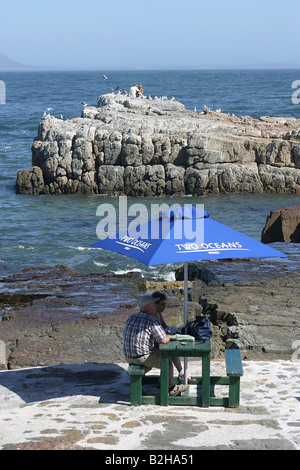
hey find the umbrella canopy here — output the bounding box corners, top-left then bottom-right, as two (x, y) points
(92, 205), (286, 266)
(92, 205), (286, 383)
(92, 204), (286, 326)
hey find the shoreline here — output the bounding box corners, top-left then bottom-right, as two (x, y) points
(0, 242), (299, 369)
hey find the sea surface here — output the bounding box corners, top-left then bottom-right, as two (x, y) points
(0, 69), (299, 280)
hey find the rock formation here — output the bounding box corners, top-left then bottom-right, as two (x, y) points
(0, 243), (299, 369)
(16, 93), (300, 196)
(261, 205), (300, 243)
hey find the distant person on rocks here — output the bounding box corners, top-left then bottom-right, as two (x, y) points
(129, 83), (139, 98)
(123, 293), (188, 396)
(152, 291), (194, 383)
(138, 84), (144, 97)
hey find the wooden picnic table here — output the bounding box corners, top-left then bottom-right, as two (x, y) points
(128, 339), (243, 407)
(159, 339), (211, 406)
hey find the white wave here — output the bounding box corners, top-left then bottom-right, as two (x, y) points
(155, 271), (176, 282)
(163, 271), (176, 282)
(68, 246), (100, 251)
(146, 268), (176, 282)
(93, 261), (109, 267)
(112, 268), (143, 275)
(10, 245), (35, 250)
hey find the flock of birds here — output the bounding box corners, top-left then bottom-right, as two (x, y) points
(99, 74), (225, 114)
(1, 74), (228, 156)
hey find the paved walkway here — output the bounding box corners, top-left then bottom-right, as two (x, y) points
(0, 360), (299, 450)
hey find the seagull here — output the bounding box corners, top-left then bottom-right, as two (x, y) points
(3, 146), (11, 152)
(102, 74), (108, 80)
(81, 102), (87, 108)
(203, 105), (212, 113)
(110, 86), (119, 93)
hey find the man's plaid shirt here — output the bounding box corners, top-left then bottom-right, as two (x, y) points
(123, 311), (167, 357)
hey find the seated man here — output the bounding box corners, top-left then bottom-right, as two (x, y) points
(129, 83), (139, 98)
(123, 293), (188, 396)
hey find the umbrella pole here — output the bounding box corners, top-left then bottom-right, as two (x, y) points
(183, 262), (188, 385)
(183, 261), (188, 324)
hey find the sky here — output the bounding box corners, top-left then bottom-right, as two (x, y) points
(1, 0), (300, 70)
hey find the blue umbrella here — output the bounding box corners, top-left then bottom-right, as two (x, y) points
(92, 204), (285, 317)
(91, 205), (286, 379)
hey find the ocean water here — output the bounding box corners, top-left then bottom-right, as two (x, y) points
(0, 69), (299, 279)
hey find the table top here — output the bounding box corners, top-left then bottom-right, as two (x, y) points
(160, 339), (211, 352)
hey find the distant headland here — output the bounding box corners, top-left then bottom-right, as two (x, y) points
(0, 52), (32, 71)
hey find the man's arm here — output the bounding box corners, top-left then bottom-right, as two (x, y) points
(160, 334), (172, 344)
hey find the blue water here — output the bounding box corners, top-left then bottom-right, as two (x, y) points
(0, 69), (299, 278)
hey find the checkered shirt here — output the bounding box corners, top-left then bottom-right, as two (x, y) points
(123, 311), (167, 357)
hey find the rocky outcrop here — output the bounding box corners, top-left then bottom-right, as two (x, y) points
(16, 94), (300, 195)
(178, 243), (300, 360)
(0, 243), (299, 369)
(0, 266), (185, 369)
(261, 205), (300, 243)
(15, 166), (44, 195)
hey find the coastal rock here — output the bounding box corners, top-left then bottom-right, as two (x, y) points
(0, 266), (183, 369)
(98, 165), (124, 194)
(0, 243), (299, 369)
(16, 166), (44, 195)
(178, 243), (300, 359)
(261, 205), (300, 243)
(185, 162), (263, 194)
(16, 94), (300, 195)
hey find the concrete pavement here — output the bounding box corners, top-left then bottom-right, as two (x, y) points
(0, 359), (299, 450)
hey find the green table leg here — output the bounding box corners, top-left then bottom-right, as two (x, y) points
(228, 376), (240, 407)
(202, 352), (211, 407)
(160, 352), (169, 406)
(130, 375), (142, 405)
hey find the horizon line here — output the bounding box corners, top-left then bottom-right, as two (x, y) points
(1, 65), (300, 73)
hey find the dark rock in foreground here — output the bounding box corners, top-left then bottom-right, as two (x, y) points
(0, 266), (184, 369)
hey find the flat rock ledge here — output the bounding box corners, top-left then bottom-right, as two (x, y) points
(16, 93), (300, 195)
(0, 243), (299, 370)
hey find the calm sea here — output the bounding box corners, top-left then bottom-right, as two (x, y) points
(0, 69), (299, 279)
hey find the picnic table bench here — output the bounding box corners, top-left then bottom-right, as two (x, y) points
(128, 339), (243, 407)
